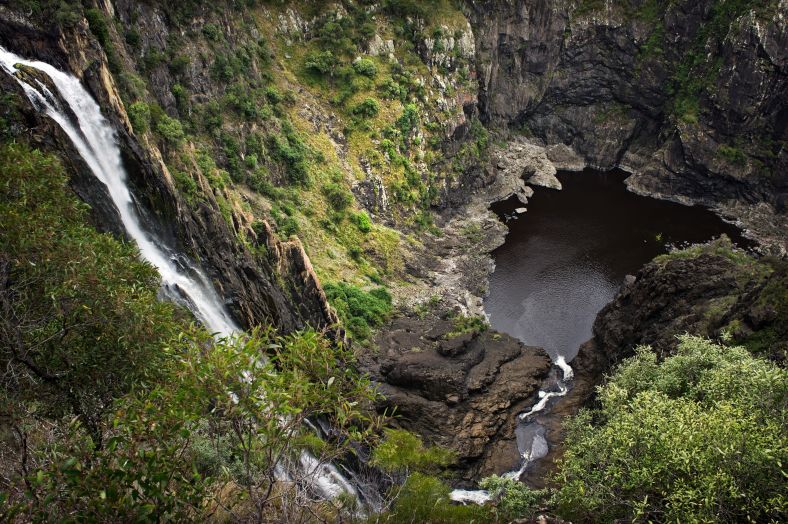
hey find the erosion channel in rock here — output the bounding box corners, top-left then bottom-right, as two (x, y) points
(462, 168), (755, 498)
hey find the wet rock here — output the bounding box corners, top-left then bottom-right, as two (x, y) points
(360, 314), (552, 483)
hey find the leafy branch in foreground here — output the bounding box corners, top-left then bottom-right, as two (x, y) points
(4, 327), (382, 522)
(0, 142), (382, 522)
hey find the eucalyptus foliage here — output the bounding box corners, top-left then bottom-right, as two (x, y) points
(0, 143), (381, 522)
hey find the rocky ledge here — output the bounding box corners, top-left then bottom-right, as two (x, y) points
(594, 237), (788, 363)
(359, 313), (553, 483)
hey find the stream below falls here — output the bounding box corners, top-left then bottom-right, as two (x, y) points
(452, 168), (753, 504)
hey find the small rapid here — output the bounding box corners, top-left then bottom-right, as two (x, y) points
(450, 356), (573, 504)
(0, 46), (364, 505)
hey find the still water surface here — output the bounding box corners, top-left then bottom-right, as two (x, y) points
(486, 169), (751, 361)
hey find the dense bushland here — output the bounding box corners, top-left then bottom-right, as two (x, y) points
(0, 142), (383, 521)
(554, 336), (787, 522)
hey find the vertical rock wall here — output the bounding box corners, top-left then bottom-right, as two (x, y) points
(466, 0), (788, 216)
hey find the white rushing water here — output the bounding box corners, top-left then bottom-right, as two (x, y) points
(450, 354), (574, 504)
(0, 46), (237, 337)
(0, 46), (362, 504)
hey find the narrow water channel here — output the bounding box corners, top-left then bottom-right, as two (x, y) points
(486, 169), (752, 362)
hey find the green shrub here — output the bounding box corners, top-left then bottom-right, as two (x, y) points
(173, 169), (198, 202)
(479, 476), (547, 521)
(85, 8), (110, 46)
(382, 0), (440, 18)
(265, 86), (283, 105)
(155, 114), (185, 146)
(718, 144), (748, 165)
(143, 50), (166, 72)
(674, 94), (699, 124)
(201, 100), (223, 133)
(351, 97), (380, 119)
(446, 315), (488, 338)
(269, 120), (310, 185)
(372, 429), (455, 474)
(202, 22), (221, 42)
(304, 50), (339, 77)
(84, 7), (121, 73)
(278, 216), (299, 237)
(125, 28), (141, 49)
(553, 336), (787, 523)
(353, 210), (372, 233)
(379, 78), (407, 101)
(379, 473), (493, 524)
(323, 283), (392, 340)
(352, 58), (378, 78)
(171, 83), (189, 113)
(248, 168), (280, 198)
(323, 181), (353, 211)
(127, 101), (151, 133)
(352, 97), (380, 119)
(397, 103), (420, 137)
(54, 2), (83, 27)
(244, 153), (258, 169)
(169, 54), (191, 77)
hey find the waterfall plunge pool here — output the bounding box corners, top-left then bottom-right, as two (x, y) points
(485, 169), (753, 363)
(449, 169), (754, 503)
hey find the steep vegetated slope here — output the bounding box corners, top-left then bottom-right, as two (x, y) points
(2, 0), (486, 340)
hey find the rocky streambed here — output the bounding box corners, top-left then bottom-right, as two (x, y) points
(365, 136), (780, 488)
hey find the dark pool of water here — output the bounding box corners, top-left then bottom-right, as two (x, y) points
(486, 169), (752, 362)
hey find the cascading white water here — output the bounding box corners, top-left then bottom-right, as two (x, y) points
(0, 47), (237, 337)
(0, 46), (362, 505)
(450, 354), (574, 504)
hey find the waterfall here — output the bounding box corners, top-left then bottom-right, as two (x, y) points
(0, 46), (363, 506)
(0, 47), (237, 337)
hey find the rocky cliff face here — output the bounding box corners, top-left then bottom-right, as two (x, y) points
(466, 0), (787, 245)
(594, 237), (788, 363)
(0, 8), (336, 333)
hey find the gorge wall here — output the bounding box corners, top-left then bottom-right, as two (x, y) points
(467, 0), (787, 248)
(0, 4), (344, 334)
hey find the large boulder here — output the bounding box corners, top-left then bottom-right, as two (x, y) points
(360, 314), (552, 483)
